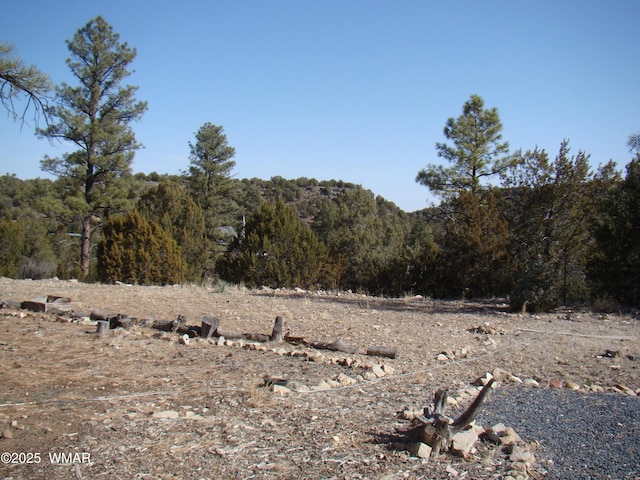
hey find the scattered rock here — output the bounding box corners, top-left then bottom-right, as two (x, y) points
(371, 364), (385, 378)
(179, 334), (190, 345)
(451, 424), (483, 457)
(508, 442), (536, 466)
(336, 373), (357, 386)
(407, 442), (432, 459)
(152, 410), (180, 419)
(523, 378), (540, 387)
(549, 378), (563, 389)
(271, 384), (291, 396)
(565, 381), (580, 390)
(2, 428), (14, 439)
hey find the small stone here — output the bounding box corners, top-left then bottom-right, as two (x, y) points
(407, 442), (432, 459)
(382, 364), (395, 375)
(565, 381), (580, 390)
(371, 364), (385, 378)
(152, 410), (180, 419)
(523, 378), (539, 387)
(336, 373), (357, 386)
(326, 379), (341, 388)
(451, 424), (482, 457)
(316, 380), (332, 390)
(217, 336), (226, 346)
(2, 429), (14, 439)
(549, 378), (563, 389)
(509, 443), (536, 465)
(501, 427), (522, 445)
(590, 384), (605, 393)
(272, 384), (291, 395)
(436, 353), (449, 362)
(179, 334), (190, 345)
(362, 371), (378, 381)
(485, 423), (507, 443)
(492, 367), (511, 383)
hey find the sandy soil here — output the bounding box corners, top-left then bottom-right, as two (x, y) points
(0, 278), (638, 479)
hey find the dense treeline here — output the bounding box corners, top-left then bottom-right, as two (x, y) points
(2, 17), (639, 311)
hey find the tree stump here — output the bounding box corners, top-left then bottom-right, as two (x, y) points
(270, 316), (284, 342)
(96, 320), (109, 338)
(410, 378), (495, 457)
(201, 316), (220, 338)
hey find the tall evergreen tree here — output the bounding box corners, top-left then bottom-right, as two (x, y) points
(185, 122), (238, 248)
(416, 94), (511, 200)
(38, 16), (147, 278)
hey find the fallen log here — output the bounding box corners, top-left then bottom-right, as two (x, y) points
(303, 338), (358, 354)
(151, 315), (186, 333)
(214, 327), (244, 339)
(366, 346), (397, 359)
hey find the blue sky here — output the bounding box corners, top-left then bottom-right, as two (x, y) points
(1, 1), (638, 212)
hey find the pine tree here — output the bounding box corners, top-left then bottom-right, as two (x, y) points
(588, 158), (640, 306)
(38, 16), (147, 278)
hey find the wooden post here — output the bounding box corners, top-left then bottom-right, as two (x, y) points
(201, 316), (220, 338)
(96, 320), (109, 338)
(270, 316), (284, 342)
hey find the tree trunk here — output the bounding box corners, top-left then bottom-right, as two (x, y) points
(80, 215), (92, 278)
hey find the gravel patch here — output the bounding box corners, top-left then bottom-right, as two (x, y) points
(479, 386), (640, 479)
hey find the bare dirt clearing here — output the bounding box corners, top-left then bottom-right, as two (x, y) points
(0, 278), (638, 479)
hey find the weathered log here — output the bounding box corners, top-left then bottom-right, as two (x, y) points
(244, 333), (271, 342)
(366, 345), (397, 359)
(270, 316), (284, 342)
(152, 315), (187, 332)
(116, 317), (134, 329)
(214, 327), (244, 339)
(303, 338), (358, 354)
(201, 316), (220, 338)
(151, 319), (175, 332)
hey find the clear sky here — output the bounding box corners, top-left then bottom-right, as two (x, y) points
(1, 1), (638, 212)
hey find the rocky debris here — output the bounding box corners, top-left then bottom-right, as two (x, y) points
(468, 323), (506, 335)
(450, 423), (484, 457)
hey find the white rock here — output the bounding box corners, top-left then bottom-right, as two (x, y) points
(152, 410), (180, 419)
(336, 373), (357, 386)
(451, 424), (483, 457)
(179, 334), (190, 345)
(217, 336), (226, 346)
(382, 364), (395, 376)
(272, 385), (291, 395)
(523, 378), (539, 387)
(371, 364), (385, 378)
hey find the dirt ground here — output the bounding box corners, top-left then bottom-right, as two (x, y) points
(0, 278), (638, 479)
